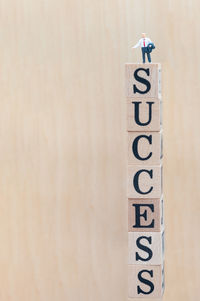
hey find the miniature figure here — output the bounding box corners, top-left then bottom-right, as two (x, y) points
(132, 33), (155, 64)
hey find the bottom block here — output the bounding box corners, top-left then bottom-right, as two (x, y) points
(128, 264), (164, 298)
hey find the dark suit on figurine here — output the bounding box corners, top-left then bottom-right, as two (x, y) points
(133, 34), (155, 63)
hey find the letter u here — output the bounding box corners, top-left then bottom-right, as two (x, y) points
(132, 101), (154, 126)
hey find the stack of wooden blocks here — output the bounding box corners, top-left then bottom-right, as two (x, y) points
(125, 63), (165, 298)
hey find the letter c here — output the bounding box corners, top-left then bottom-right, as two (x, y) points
(132, 135), (152, 161)
(133, 169), (153, 195)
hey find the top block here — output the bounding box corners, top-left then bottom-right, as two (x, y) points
(125, 63), (161, 99)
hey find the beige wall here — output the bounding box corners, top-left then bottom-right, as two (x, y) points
(0, 0), (199, 300)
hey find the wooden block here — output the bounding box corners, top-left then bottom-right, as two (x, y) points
(127, 100), (162, 132)
(128, 198), (164, 232)
(128, 131), (163, 165)
(125, 63), (161, 99)
(128, 165), (162, 199)
(128, 264), (164, 298)
(128, 231), (164, 265)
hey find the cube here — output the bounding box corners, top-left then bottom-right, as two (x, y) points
(127, 100), (162, 132)
(128, 131), (163, 165)
(128, 264), (165, 298)
(128, 165), (163, 199)
(128, 198), (164, 232)
(125, 63), (161, 99)
(128, 231), (164, 265)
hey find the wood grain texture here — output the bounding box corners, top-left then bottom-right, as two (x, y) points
(0, 0), (200, 300)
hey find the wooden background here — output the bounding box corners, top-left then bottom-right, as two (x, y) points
(0, 0), (199, 300)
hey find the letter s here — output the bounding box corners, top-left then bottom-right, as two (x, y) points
(137, 269), (154, 295)
(133, 68), (151, 94)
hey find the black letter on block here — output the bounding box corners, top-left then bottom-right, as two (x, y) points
(137, 270), (154, 295)
(133, 169), (153, 195)
(132, 204), (154, 228)
(136, 236), (153, 262)
(132, 135), (152, 161)
(133, 68), (151, 94)
(132, 101), (154, 126)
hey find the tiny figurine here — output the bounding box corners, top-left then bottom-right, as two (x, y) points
(132, 33), (155, 64)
